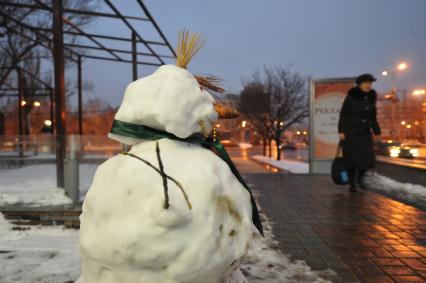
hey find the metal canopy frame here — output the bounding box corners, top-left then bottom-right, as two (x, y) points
(0, 0), (176, 187)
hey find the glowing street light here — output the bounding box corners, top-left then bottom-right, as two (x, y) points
(413, 89), (425, 96)
(296, 131), (301, 135)
(241, 120), (247, 128)
(33, 101), (41, 107)
(401, 120), (406, 126)
(44, 120), (52, 126)
(406, 124), (412, 129)
(382, 71), (389, 76)
(397, 62), (408, 71)
(20, 100), (27, 106)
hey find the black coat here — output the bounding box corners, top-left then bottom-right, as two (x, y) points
(338, 87), (381, 169)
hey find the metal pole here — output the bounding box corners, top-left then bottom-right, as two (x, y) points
(17, 67), (24, 157)
(132, 31), (137, 81)
(52, 0), (66, 188)
(77, 55), (83, 135)
(17, 68), (23, 137)
(49, 88), (54, 132)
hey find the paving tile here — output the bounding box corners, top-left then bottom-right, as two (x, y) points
(391, 275), (425, 282)
(400, 258), (426, 271)
(382, 266), (416, 275)
(246, 174), (426, 283)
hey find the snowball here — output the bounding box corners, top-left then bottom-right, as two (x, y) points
(109, 64), (218, 144)
(79, 139), (253, 283)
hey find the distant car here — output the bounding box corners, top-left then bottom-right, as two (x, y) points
(398, 143), (423, 159)
(375, 140), (423, 159)
(375, 140), (401, 157)
(282, 142), (297, 150)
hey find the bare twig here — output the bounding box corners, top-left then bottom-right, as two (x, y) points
(121, 148), (192, 210)
(155, 141), (169, 209)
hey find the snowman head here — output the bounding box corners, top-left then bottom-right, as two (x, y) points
(109, 31), (222, 145)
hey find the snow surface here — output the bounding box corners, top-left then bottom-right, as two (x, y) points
(0, 164), (97, 206)
(364, 171), (426, 206)
(0, 213), (81, 283)
(252, 155), (309, 174)
(79, 138), (253, 283)
(110, 64), (218, 144)
(0, 208), (334, 283)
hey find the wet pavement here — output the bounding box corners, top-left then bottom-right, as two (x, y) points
(245, 174), (426, 283)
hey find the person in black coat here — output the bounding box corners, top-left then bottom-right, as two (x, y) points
(338, 74), (381, 192)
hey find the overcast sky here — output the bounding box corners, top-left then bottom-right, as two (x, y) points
(66, 0), (426, 107)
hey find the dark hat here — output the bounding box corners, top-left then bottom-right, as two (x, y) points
(356, 73), (376, 85)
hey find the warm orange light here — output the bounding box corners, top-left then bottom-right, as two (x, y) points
(406, 124), (412, 129)
(20, 100), (27, 106)
(296, 131), (301, 135)
(413, 89), (425, 96)
(241, 121), (246, 128)
(303, 131), (307, 135)
(44, 120), (52, 126)
(397, 62), (408, 71)
(33, 101), (41, 107)
(400, 121), (406, 125)
(216, 124), (221, 128)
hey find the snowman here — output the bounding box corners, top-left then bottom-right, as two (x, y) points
(78, 31), (263, 283)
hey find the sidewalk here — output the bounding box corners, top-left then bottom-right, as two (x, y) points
(245, 174), (426, 283)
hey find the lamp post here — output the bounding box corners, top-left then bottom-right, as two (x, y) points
(382, 62), (409, 141)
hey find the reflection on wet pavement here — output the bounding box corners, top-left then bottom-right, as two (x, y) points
(246, 174), (426, 282)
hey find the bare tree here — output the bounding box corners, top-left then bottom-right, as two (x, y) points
(240, 66), (309, 160)
(0, 0), (98, 88)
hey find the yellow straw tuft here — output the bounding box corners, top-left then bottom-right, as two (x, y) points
(176, 30), (205, 69)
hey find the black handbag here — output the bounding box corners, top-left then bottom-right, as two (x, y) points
(331, 141), (349, 185)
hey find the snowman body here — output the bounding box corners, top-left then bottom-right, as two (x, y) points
(79, 64), (254, 283)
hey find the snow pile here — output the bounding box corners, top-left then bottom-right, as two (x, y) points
(79, 138), (253, 283)
(364, 171), (426, 205)
(109, 64), (218, 145)
(252, 155), (309, 174)
(0, 164), (97, 206)
(0, 213), (80, 283)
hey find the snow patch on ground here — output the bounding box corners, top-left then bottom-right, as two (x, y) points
(364, 171), (426, 206)
(252, 155), (309, 174)
(0, 212), (335, 283)
(0, 213), (80, 283)
(0, 164), (98, 206)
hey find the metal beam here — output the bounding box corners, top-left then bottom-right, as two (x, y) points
(132, 31), (137, 81)
(103, 0), (165, 65)
(35, 0), (122, 61)
(64, 42), (174, 59)
(81, 54), (161, 66)
(52, 0), (66, 188)
(0, 12), (78, 61)
(1, 1), (150, 21)
(136, 0), (176, 57)
(77, 55), (83, 135)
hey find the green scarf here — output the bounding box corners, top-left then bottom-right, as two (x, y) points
(110, 119), (264, 236)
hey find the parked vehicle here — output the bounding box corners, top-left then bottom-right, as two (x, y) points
(375, 140), (426, 159)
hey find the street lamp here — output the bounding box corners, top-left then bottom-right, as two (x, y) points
(33, 101), (41, 107)
(382, 61), (409, 94)
(397, 62), (408, 71)
(382, 61), (409, 141)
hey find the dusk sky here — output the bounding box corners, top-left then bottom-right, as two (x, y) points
(67, 0), (426, 107)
